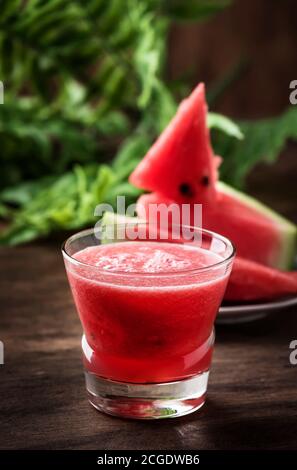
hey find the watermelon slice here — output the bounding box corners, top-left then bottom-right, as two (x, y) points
(136, 189), (296, 270)
(211, 182), (296, 269)
(225, 257), (297, 301)
(130, 83), (218, 207)
(100, 212), (297, 302)
(130, 82), (297, 270)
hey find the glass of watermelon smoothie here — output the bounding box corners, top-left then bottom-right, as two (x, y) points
(62, 222), (234, 419)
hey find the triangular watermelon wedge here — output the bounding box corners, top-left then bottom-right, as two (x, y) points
(130, 83), (218, 206)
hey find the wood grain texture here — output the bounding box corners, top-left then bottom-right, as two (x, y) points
(0, 238), (296, 450)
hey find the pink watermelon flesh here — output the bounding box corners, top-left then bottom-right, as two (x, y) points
(136, 191), (294, 268)
(129, 83), (218, 207)
(225, 257), (297, 301)
(205, 188), (288, 267)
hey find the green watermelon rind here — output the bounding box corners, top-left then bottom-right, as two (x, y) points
(100, 211), (141, 244)
(217, 182), (297, 270)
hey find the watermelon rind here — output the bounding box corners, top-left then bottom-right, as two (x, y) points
(217, 182), (297, 270)
(100, 211), (141, 244)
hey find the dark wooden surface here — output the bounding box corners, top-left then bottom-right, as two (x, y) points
(0, 149), (297, 450)
(0, 242), (297, 450)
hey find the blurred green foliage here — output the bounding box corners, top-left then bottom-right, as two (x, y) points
(0, 0), (296, 244)
(215, 108), (297, 187)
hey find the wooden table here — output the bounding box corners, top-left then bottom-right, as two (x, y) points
(0, 240), (296, 450)
(0, 148), (296, 450)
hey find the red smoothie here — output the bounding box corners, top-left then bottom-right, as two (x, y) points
(66, 241), (229, 383)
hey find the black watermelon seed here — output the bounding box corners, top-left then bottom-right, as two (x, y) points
(201, 175), (210, 186)
(179, 183), (194, 197)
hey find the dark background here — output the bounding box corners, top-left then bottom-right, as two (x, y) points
(170, 0), (297, 118)
(169, 0), (297, 222)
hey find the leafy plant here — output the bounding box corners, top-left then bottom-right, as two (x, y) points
(0, 165), (116, 244)
(0, 0), (296, 244)
(212, 107), (297, 188)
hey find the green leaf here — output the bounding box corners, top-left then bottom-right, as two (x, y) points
(0, 165), (116, 245)
(134, 11), (168, 108)
(0, 0), (23, 24)
(215, 107), (297, 188)
(0, 226), (41, 246)
(106, 182), (142, 209)
(112, 133), (152, 180)
(161, 0), (232, 21)
(208, 112), (244, 140)
(150, 81), (177, 133)
(0, 177), (55, 205)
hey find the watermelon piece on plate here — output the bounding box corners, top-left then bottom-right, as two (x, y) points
(131, 82), (296, 270)
(130, 83), (218, 207)
(207, 182), (296, 270)
(225, 257), (297, 301)
(101, 212), (297, 302)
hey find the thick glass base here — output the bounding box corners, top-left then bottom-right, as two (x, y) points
(85, 371), (209, 419)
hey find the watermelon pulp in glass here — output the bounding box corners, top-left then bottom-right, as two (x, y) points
(66, 241), (230, 383)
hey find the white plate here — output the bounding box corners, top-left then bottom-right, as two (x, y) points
(217, 296), (297, 324)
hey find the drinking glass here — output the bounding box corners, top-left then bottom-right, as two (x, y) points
(62, 222), (235, 419)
